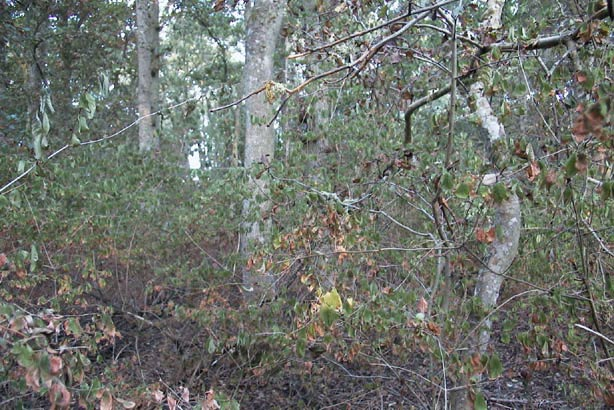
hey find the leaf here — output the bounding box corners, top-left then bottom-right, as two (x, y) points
(167, 396), (177, 410)
(71, 133), (81, 146)
(213, 0), (225, 12)
(115, 398), (136, 409)
(492, 183), (508, 203)
(33, 129), (43, 160)
(30, 243), (38, 273)
(48, 381), (71, 407)
(487, 353), (503, 379)
(473, 391), (487, 410)
(49, 355), (62, 375)
(526, 161), (540, 182)
(320, 288), (342, 310)
(41, 111), (50, 135)
(455, 182), (471, 198)
(99, 73), (110, 97)
(207, 338), (217, 354)
(476, 227), (496, 244)
(441, 172), (453, 190)
(320, 305), (339, 327)
(565, 153), (577, 177)
(45, 94), (55, 113)
(601, 181), (613, 201)
(417, 297), (428, 314)
(574, 153), (588, 174)
(78, 116), (89, 133)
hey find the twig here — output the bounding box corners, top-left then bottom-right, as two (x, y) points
(287, 0), (458, 60)
(0, 94), (203, 196)
(575, 323), (614, 345)
(209, 83), (267, 113)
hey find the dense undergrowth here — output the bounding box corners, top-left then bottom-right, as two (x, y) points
(1, 108), (612, 409)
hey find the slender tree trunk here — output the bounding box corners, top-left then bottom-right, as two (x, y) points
(136, 0), (160, 154)
(450, 1), (520, 408)
(240, 0), (286, 303)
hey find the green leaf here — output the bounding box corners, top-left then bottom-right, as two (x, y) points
(320, 288), (342, 310)
(563, 186), (573, 204)
(41, 111), (50, 135)
(492, 183), (508, 203)
(30, 243), (38, 273)
(99, 73), (110, 97)
(78, 116), (89, 133)
(296, 329), (307, 358)
(71, 134), (81, 146)
(207, 338), (216, 354)
(455, 182), (470, 199)
(601, 181), (613, 201)
(487, 353), (503, 379)
(45, 94), (55, 113)
(320, 306), (338, 327)
(565, 153), (577, 177)
(474, 391), (487, 410)
(441, 172), (453, 190)
(33, 129), (43, 160)
(11, 343), (35, 368)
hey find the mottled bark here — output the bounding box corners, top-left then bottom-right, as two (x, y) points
(451, 1), (521, 409)
(474, 193), (521, 351)
(241, 0), (286, 303)
(136, 0), (160, 154)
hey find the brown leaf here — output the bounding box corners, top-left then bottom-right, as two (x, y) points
(575, 153), (589, 173)
(25, 368), (40, 392)
(49, 382), (71, 409)
(213, 0), (225, 12)
(180, 387), (190, 403)
(545, 169), (557, 189)
(427, 321), (441, 336)
(470, 352), (482, 372)
(49, 355), (63, 375)
(167, 396), (177, 410)
(526, 161), (541, 182)
(0, 253), (7, 267)
(152, 389), (164, 403)
(417, 297), (428, 314)
(202, 389), (220, 410)
(100, 389), (113, 410)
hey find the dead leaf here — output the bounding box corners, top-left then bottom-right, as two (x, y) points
(49, 382), (71, 409)
(25, 368), (41, 392)
(475, 227), (496, 244)
(49, 355), (63, 375)
(0, 253), (7, 267)
(152, 389), (164, 403)
(99, 389), (113, 410)
(167, 396), (177, 410)
(575, 153), (589, 173)
(417, 297), (428, 314)
(427, 321), (441, 336)
(545, 169), (557, 189)
(203, 389), (221, 410)
(180, 387), (190, 403)
(526, 161), (540, 182)
(213, 0), (224, 12)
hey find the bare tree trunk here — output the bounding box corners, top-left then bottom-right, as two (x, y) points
(450, 1), (520, 409)
(240, 0), (286, 303)
(136, 0), (160, 154)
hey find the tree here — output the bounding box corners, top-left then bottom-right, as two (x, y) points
(240, 0), (286, 302)
(136, 0), (160, 154)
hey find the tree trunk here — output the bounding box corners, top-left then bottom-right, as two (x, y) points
(136, 0), (160, 154)
(240, 0), (286, 303)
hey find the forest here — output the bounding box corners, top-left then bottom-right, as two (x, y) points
(0, 0), (612, 409)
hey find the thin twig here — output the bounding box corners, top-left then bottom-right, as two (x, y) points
(575, 324), (614, 345)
